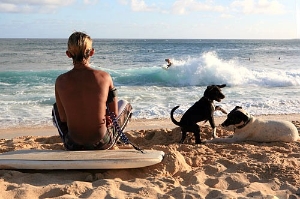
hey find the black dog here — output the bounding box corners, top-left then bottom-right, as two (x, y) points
(170, 84), (227, 144)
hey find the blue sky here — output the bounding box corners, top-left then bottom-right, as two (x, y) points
(0, 0), (299, 39)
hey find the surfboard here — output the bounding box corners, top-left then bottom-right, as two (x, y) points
(161, 66), (168, 70)
(0, 149), (164, 170)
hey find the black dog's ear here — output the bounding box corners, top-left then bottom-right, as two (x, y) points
(206, 84), (226, 93)
(235, 106), (242, 110)
(217, 84), (226, 88)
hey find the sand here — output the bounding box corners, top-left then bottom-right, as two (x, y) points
(0, 115), (299, 199)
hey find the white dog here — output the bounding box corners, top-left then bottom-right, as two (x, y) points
(206, 106), (299, 143)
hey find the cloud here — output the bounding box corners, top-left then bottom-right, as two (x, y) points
(117, 0), (286, 17)
(130, 0), (158, 12)
(118, 0), (129, 5)
(172, 0), (227, 15)
(83, 0), (99, 5)
(231, 0), (286, 15)
(169, 0), (285, 16)
(220, 13), (233, 18)
(0, 0), (75, 13)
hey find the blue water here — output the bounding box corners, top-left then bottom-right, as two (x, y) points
(1, 39), (300, 128)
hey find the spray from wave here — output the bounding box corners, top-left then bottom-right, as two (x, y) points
(99, 51), (300, 87)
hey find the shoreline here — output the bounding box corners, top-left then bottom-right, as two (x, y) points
(1, 113), (299, 139)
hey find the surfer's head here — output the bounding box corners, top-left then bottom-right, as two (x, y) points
(66, 31), (94, 64)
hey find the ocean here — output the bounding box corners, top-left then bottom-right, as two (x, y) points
(0, 39), (300, 129)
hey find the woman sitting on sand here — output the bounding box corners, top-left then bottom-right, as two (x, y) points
(52, 31), (132, 150)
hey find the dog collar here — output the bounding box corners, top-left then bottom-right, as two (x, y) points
(235, 116), (252, 129)
(203, 96), (213, 102)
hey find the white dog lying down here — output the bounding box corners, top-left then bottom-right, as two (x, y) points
(206, 106), (299, 143)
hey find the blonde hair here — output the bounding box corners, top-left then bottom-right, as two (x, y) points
(67, 32), (93, 63)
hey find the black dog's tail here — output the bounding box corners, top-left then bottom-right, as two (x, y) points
(170, 106), (181, 126)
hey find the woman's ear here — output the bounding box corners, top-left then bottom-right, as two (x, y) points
(89, 48), (95, 56)
(66, 50), (72, 58)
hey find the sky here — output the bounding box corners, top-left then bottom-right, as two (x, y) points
(0, 0), (299, 39)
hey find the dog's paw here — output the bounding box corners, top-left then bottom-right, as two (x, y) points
(212, 133), (218, 139)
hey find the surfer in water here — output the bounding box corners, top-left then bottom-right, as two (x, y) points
(165, 58), (172, 68)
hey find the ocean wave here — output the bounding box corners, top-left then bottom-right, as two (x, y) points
(2, 52), (299, 88)
(100, 51), (300, 88)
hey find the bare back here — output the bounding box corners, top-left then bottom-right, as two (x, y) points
(55, 67), (114, 145)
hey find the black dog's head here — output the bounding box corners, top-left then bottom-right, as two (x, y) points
(221, 106), (250, 127)
(204, 84), (226, 102)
